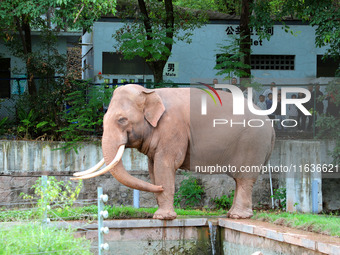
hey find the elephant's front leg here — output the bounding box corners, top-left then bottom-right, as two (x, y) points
(151, 156), (177, 220)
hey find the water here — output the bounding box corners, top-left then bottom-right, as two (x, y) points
(208, 221), (217, 255)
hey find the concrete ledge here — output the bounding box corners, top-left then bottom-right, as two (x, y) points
(219, 219), (340, 255)
(19, 218), (209, 230)
(218, 219), (254, 234)
(104, 218), (208, 228)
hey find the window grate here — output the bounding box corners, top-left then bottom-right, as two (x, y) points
(251, 55), (295, 70)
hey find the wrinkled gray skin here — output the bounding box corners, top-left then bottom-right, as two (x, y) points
(102, 84), (275, 220)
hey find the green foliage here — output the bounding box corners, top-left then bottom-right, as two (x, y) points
(211, 190), (235, 210)
(174, 0), (241, 14)
(8, 28), (77, 141)
(16, 109), (39, 139)
(58, 80), (114, 152)
(0, 117), (8, 136)
(14, 77), (72, 140)
(174, 172), (205, 209)
(0, 0), (116, 97)
(114, 0), (206, 82)
(251, 0), (340, 61)
(20, 176), (83, 219)
(0, 0), (116, 34)
(10, 79), (114, 152)
(271, 187), (286, 210)
(0, 224), (92, 255)
(214, 35), (252, 79)
(0, 205), (227, 222)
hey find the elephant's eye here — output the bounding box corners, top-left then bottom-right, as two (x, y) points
(118, 117), (128, 125)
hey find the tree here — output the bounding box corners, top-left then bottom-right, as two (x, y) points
(239, 0), (252, 80)
(251, 0), (339, 64)
(173, 0), (241, 14)
(0, 0), (117, 95)
(114, 0), (205, 83)
(214, 0), (339, 81)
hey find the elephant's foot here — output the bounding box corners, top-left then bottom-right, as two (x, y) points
(153, 208), (177, 220)
(227, 206), (253, 219)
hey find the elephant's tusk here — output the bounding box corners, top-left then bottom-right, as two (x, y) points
(73, 158), (105, 177)
(71, 145), (125, 180)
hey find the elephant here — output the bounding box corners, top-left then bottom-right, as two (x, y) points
(72, 84), (275, 220)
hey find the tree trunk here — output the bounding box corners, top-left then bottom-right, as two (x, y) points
(148, 61), (166, 84)
(16, 15), (37, 96)
(137, 0), (174, 84)
(239, 0), (252, 82)
(22, 16), (37, 96)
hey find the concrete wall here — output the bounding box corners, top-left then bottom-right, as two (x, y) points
(12, 218), (336, 255)
(0, 140), (338, 210)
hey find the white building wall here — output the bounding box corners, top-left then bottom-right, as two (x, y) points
(84, 20), (332, 85)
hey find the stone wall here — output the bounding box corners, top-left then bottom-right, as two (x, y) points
(0, 140), (338, 210)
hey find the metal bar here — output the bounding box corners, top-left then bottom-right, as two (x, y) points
(268, 168), (275, 209)
(98, 187), (104, 255)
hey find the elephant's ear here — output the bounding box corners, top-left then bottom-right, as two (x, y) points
(142, 90), (165, 127)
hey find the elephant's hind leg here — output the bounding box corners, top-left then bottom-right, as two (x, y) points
(227, 178), (256, 219)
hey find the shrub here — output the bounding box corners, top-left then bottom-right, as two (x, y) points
(271, 187), (286, 210)
(20, 176), (83, 220)
(0, 224), (92, 254)
(211, 190), (235, 210)
(174, 172), (205, 209)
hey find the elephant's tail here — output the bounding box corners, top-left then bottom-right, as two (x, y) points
(264, 128), (276, 165)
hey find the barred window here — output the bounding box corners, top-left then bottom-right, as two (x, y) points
(317, 55), (339, 77)
(251, 55), (295, 70)
(216, 54), (295, 71)
(102, 52), (153, 75)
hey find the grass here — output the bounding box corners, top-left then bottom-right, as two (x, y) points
(0, 205), (227, 222)
(252, 211), (340, 237)
(1, 206), (339, 238)
(0, 223), (92, 254)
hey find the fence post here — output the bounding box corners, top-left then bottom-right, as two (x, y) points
(133, 189), (140, 208)
(41, 175), (49, 224)
(98, 187), (109, 255)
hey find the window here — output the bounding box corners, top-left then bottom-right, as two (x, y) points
(102, 52), (153, 75)
(0, 58), (10, 98)
(216, 54), (295, 71)
(317, 55), (339, 77)
(251, 55), (295, 70)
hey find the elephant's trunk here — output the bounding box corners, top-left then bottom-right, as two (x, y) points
(109, 160), (163, 192)
(102, 142), (163, 193)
